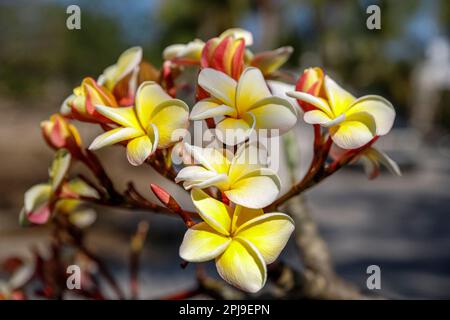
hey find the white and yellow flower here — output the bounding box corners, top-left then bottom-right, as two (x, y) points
(179, 188), (294, 293)
(176, 142), (280, 209)
(191, 67), (297, 145)
(288, 76), (395, 149)
(89, 81), (189, 166)
(98, 46), (143, 91)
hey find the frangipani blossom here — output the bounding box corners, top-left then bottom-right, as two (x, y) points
(41, 114), (83, 156)
(179, 189), (294, 293)
(176, 143), (281, 209)
(191, 67), (297, 145)
(288, 76), (396, 149)
(89, 81), (189, 166)
(61, 77), (118, 123)
(98, 46), (143, 92)
(331, 145), (401, 180)
(294, 67), (325, 112)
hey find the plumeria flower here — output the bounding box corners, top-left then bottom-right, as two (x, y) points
(163, 39), (205, 65)
(294, 67), (325, 112)
(89, 81), (189, 166)
(20, 149), (100, 226)
(288, 75), (395, 149)
(179, 188), (294, 293)
(61, 77), (118, 123)
(191, 67), (297, 145)
(98, 46), (143, 92)
(176, 142), (281, 209)
(330, 145), (401, 180)
(98, 46), (160, 105)
(41, 114), (84, 157)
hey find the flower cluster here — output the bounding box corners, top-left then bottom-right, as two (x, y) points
(20, 28), (400, 295)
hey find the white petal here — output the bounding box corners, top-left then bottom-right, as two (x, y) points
(346, 95), (395, 136)
(190, 98), (236, 120)
(198, 68), (237, 107)
(179, 222), (231, 262)
(89, 127), (143, 150)
(215, 238), (267, 293)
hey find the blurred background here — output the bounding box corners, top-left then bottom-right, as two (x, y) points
(0, 0), (449, 299)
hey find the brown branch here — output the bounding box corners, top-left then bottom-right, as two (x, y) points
(278, 195), (363, 299)
(129, 221), (149, 299)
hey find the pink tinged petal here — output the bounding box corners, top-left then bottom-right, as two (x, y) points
(287, 91), (333, 117)
(236, 67), (271, 114)
(126, 135), (154, 166)
(191, 188), (232, 236)
(346, 95), (395, 136)
(246, 96), (297, 133)
(24, 184), (52, 213)
(215, 238), (267, 293)
(225, 168), (281, 209)
(89, 127), (143, 150)
(324, 76), (356, 116)
(235, 213), (295, 264)
(27, 204), (52, 225)
(95, 105), (141, 128)
(198, 68), (237, 106)
(24, 184), (52, 225)
(220, 28), (254, 46)
(366, 148), (401, 177)
(149, 99), (189, 148)
(250, 46), (293, 75)
(184, 143), (230, 174)
(215, 113), (255, 146)
(190, 98), (237, 120)
(135, 81), (173, 126)
(304, 110), (346, 127)
(179, 222), (231, 262)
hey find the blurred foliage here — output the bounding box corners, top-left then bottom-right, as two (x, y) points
(0, 0), (449, 131)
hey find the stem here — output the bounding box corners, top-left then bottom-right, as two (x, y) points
(129, 221), (149, 299)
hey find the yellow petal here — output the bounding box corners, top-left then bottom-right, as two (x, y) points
(150, 99), (189, 148)
(324, 76), (356, 116)
(330, 118), (376, 149)
(113, 46), (142, 84)
(95, 105), (141, 128)
(215, 238), (266, 293)
(89, 127), (143, 150)
(215, 114), (255, 146)
(198, 68), (237, 107)
(228, 142), (268, 183)
(179, 222), (231, 262)
(190, 98), (236, 120)
(49, 149), (71, 191)
(287, 91), (333, 116)
(247, 96), (297, 133)
(304, 110), (345, 127)
(191, 188), (232, 236)
(236, 67), (271, 114)
(126, 135), (154, 166)
(184, 144), (230, 174)
(235, 213), (294, 264)
(231, 205), (264, 234)
(346, 95), (395, 136)
(225, 168), (281, 209)
(135, 81), (172, 126)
